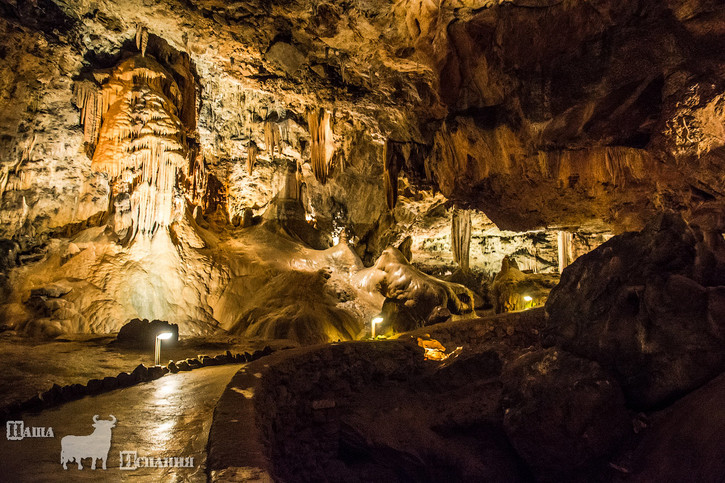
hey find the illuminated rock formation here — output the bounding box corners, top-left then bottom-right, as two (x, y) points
(84, 54), (190, 240)
(355, 246), (475, 333)
(491, 256), (557, 313)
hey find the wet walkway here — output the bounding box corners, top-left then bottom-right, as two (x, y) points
(0, 364), (242, 482)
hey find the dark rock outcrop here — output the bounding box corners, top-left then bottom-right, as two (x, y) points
(116, 319), (179, 348)
(620, 372), (725, 482)
(545, 212), (725, 408)
(501, 348), (630, 481)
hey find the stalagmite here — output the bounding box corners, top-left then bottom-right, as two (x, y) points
(451, 209), (471, 271)
(281, 161), (299, 200)
(307, 108), (334, 184)
(557, 230), (574, 273)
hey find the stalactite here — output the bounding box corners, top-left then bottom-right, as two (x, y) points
(307, 108), (334, 184)
(451, 209), (471, 271)
(247, 142), (258, 175)
(1, 134), (36, 198)
(383, 139), (403, 210)
(264, 120), (281, 158)
(136, 25), (149, 57)
(73, 80), (102, 151)
(557, 230), (574, 273)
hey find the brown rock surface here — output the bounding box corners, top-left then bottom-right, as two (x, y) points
(545, 212), (725, 408)
(501, 348), (630, 482)
(618, 371), (725, 482)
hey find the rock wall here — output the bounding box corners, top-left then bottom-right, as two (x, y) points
(4, 0), (724, 243)
(222, 313), (634, 482)
(0, 14), (108, 238)
(545, 213), (725, 408)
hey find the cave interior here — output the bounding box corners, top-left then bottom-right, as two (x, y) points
(0, 0), (724, 481)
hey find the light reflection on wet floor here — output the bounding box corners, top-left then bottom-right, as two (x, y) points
(0, 364), (242, 482)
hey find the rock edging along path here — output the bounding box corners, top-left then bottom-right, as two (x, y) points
(1, 346), (274, 422)
(207, 344), (324, 482)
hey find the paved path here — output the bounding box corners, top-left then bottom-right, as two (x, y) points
(0, 364), (242, 482)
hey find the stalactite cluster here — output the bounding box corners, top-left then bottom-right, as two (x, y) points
(451, 209), (471, 271)
(307, 108), (333, 184)
(82, 54), (191, 239)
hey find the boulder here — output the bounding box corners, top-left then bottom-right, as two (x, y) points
(101, 376), (118, 391)
(40, 384), (62, 406)
(545, 212), (725, 408)
(86, 378), (103, 394)
(501, 348), (629, 481)
(116, 372), (134, 387)
(116, 318), (179, 348)
(147, 366), (167, 380)
(131, 363), (149, 382)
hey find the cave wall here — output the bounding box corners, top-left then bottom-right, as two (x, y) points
(1, 0), (724, 337)
(0, 13), (108, 238)
(3, 0), (724, 241)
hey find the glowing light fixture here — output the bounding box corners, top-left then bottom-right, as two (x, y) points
(154, 332), (173, 366)
(371, 316), (384, 339)
(523, 295), (533, 302)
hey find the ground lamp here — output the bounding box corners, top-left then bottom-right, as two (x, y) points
(154, 332), (173, 366)
(523, 295), (533, 310)
(371, 316), (384, 339)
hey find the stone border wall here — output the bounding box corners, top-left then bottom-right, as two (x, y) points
(403, 307), (545, 349)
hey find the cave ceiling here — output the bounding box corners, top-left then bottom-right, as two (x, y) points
(1, 0), (725, 238)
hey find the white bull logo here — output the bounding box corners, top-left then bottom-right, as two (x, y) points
(60, 415), (117, 470)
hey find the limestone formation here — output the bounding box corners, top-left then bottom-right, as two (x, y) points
(307, 108), (334, 184)
(491, 256), (557, 313)
(87, 54), (192, 239)
(501, 348), (629, 481)
(0, 1), (722, 481)
(451, 209), (471, 271)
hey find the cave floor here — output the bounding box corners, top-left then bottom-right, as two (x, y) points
(0, 331), (293, 408)
(0, 364), (241, 481)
